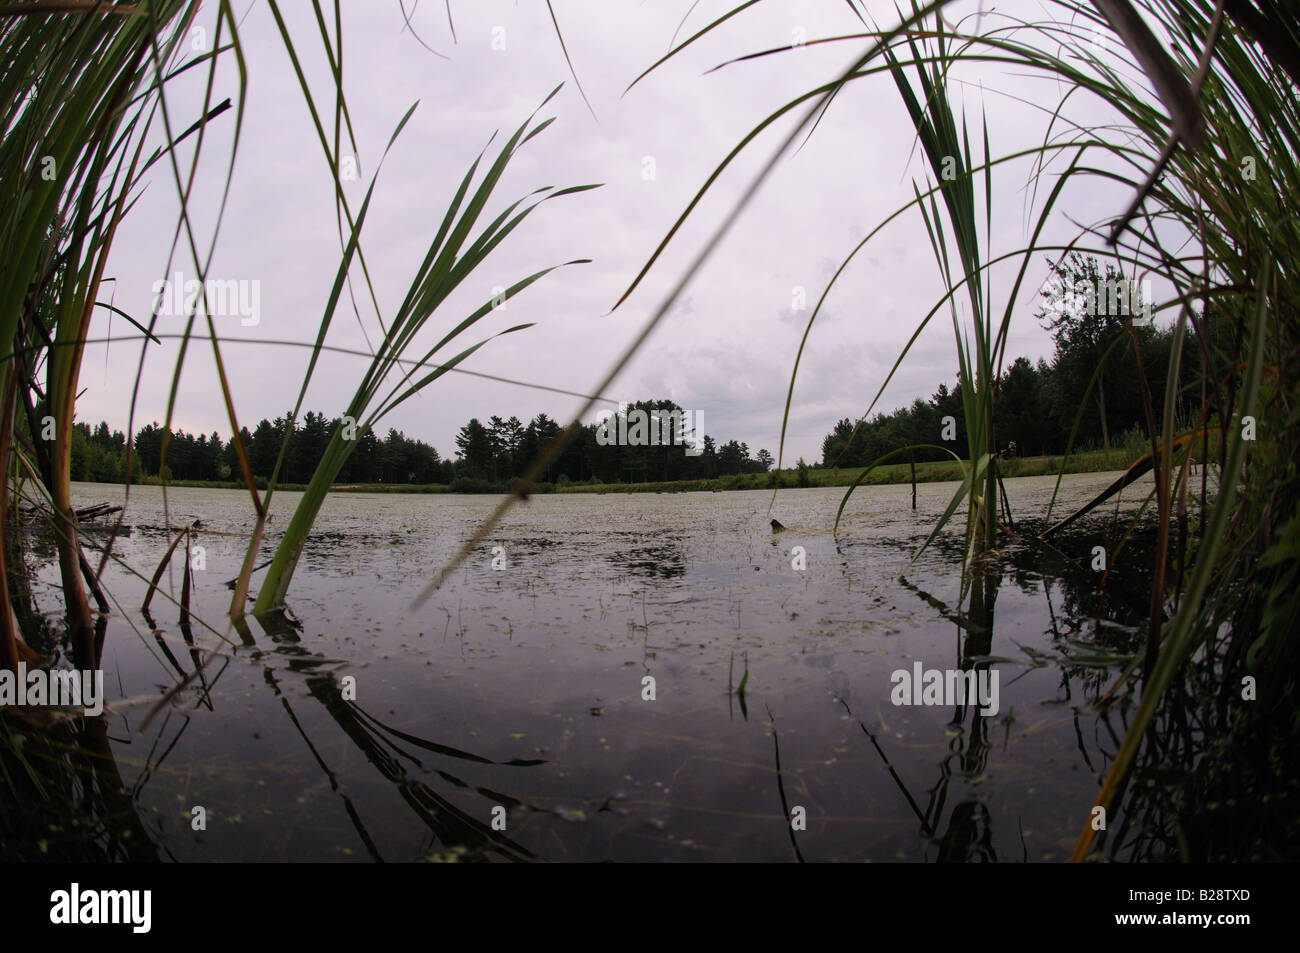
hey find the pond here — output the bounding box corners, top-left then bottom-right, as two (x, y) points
(7, 472), (1159, 862)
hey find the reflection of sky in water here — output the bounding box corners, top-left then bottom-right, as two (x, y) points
(26, 474), (1156, 861)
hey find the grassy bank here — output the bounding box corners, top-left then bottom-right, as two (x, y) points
(558, 446), (1145, 493)
(119, 447), (1146, 496)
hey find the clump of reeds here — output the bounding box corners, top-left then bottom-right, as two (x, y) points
(1, 0), (206, 670)
(596, 0), (1299, 859)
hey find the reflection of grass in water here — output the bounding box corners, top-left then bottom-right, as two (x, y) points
(0, 716), (161, 862)
(5, 565), (1133, 861)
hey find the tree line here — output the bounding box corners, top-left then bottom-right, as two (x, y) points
(820, 254), (1227, 468)
(65, 399), (775, 488)
(68, 412), (448, 486)
(451, 401), (772, 486)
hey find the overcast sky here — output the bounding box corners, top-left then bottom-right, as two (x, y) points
(83, 0), (1154, 466)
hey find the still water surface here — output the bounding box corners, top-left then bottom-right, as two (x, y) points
(35, 473), (1154, 861)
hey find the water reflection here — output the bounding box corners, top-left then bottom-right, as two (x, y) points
(291, 670), (544, 862)
(605, 535), (687, 579)
(3, 607), (556, 862)
(0, 476), (1219, 862)
(0, 712), (162, 862)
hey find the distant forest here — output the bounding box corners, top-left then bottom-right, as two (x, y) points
(822, 269), (1230, 467)
(63, 399), (774, 487)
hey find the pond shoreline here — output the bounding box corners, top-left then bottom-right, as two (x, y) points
(115, 447), (1148, 496)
